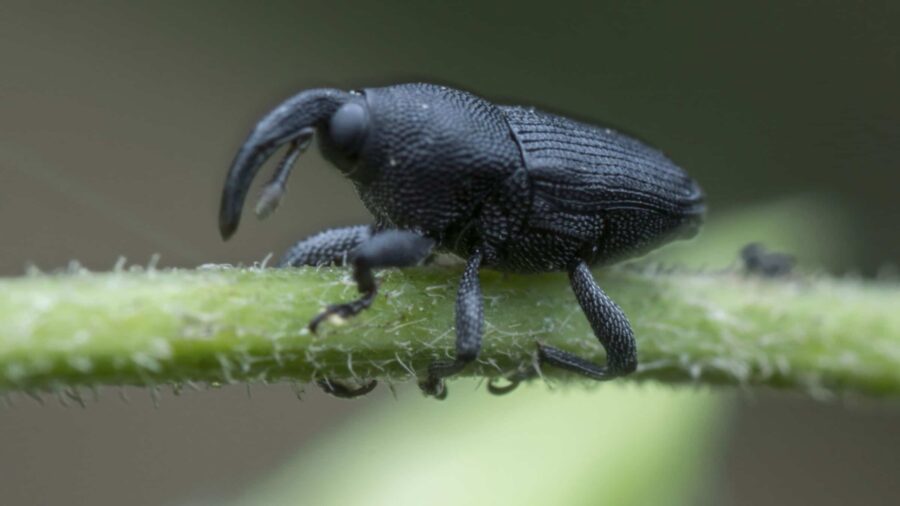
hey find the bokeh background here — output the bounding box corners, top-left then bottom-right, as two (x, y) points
(1, 1), (898, 505)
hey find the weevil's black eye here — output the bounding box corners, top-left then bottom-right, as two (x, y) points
(329, 102), (369, 154)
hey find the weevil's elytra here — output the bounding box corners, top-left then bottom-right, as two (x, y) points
(219, 83), (705, 399)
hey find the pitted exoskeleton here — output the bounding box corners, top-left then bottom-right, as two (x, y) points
(219, 83), (705, 399)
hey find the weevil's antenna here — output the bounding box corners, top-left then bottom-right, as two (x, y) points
(254, 130), (314, 220)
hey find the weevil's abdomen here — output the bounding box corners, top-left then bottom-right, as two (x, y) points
(500, 106), (705, 265)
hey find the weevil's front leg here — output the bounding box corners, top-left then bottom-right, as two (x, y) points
(419, 249), (483, 399)
(278, 225), (373, 267)
(308, 230), (434, 333)
(280, 227), (431, 399)
(278, 225), (379, 398)
(538, 260), (638, 380)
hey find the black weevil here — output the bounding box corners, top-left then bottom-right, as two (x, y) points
(219, 83), (705, 399)
(741, 243), (795, 277)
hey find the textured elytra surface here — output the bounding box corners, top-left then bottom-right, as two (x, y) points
(500, 105), (705, 269)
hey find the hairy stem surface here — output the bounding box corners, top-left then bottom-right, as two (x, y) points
(1, 264), (896, 397)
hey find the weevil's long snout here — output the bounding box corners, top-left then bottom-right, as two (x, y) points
(218, 88), (350, 240)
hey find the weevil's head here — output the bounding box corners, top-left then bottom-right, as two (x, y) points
(219, 83), (518, 239)
(218, 87), (367, 240)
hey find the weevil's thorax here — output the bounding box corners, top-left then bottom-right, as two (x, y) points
(337, 83), (521, 240)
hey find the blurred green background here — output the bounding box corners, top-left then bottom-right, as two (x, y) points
(1, 1), (898, 505)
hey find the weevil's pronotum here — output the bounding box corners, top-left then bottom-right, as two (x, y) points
(219, 83), (705, 399)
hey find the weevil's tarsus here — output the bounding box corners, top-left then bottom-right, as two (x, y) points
(486, 367), (540, 395)
(255, 130), (314, 220)
(537, 344), (618, 380)
(486, 377), (520, 395)
(418, 375), (448, 400)
(308, 290), (377, 334)
(316, 378), (378, 399)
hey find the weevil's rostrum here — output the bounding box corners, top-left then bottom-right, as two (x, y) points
(220, 83), (705, 399)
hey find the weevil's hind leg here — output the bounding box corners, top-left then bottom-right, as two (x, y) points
(316, 378), (378, 399)
(279, 225), (373, 268)
(538, 261), (637, 380)
(309, 230), (434, 333)
(419, 250), (484, 399)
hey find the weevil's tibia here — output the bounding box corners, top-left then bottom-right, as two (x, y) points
(536, 261), (638, 379)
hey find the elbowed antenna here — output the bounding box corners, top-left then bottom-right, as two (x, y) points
(218, 88), (350, 240)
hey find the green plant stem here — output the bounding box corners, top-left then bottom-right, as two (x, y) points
(0, 265), (897, 397)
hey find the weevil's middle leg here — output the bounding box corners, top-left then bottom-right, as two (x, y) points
(419, 249), (483, 399)
(537, 260), (638, 380)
